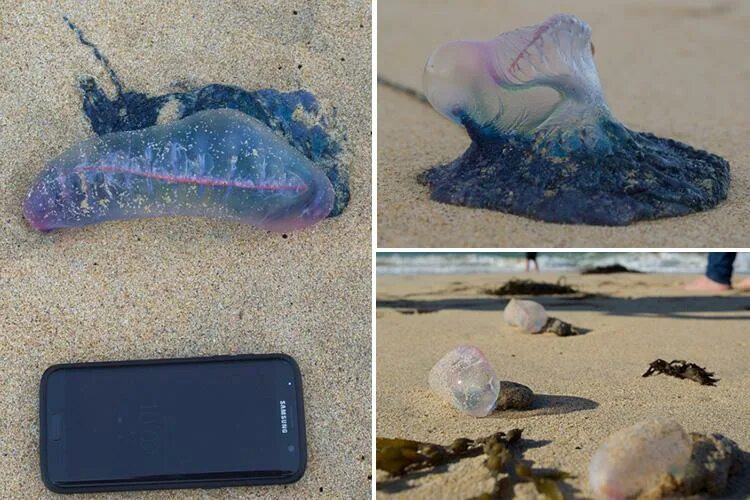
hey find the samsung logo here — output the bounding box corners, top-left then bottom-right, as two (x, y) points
(279, 400), (288, 434)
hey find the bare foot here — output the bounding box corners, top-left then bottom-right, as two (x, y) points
(735, 277), (750, 290)
(684, 276), (730, 292)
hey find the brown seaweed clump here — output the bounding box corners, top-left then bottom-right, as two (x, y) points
(642, 359), (718, 386)
(486, 279), (578, 296)
(477, 431), (574, 500)
(581, 264), (642, 274)
(376, 435), (484, 477)
(376, 429), (575, 499)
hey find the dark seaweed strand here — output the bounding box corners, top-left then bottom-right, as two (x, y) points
(642, 359), (719, 386)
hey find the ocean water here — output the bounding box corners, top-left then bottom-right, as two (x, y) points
(377, 252), (750, 276)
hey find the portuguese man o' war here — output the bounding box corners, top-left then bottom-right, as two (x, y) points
(418, 14), (730, 225)
(23, 16), (349, 232)
(428, 345), (500, 417)
(503, 298), (548, 333)
(24, 109), (334, 232)
(590, 418), (743, 498)
(588, 418), (692, 499)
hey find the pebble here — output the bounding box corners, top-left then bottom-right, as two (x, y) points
(495, 381), (534, 410)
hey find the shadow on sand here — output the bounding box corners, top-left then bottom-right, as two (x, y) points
(491, 394), (598, 419)
(377, 294), (750, 321)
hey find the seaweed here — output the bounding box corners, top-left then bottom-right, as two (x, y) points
(474, 431), (574, 500)
(486, 279), (578, 296)
(642, 359), (718, 386)
(581, 264), (642, 274)
(377, 429), (575, 499)
(515, 464), (574, 500)
(376, 434), (495, 476)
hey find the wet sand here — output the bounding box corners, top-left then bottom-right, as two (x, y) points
(377, 271), (750, 498)
(0, 1), (371, 497)
(377, 0), (750, 247)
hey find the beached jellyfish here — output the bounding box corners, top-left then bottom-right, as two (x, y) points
(589, 417), (692, 499)
(503, 299), (548, 333)
(419, 14), (729, 225)
(24, 16), (349, 233)
(24, 109), (334, 232)
(428, 345), (500, 417)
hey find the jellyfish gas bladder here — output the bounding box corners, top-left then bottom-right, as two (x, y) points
(424, 14), (607, 142)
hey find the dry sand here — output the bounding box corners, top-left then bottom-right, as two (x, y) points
(0, 1), (371, 497)
(377, 0), (750, 247)
(377, 271), (750, 498)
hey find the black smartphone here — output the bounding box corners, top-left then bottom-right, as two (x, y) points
(39, 354), (306, 494)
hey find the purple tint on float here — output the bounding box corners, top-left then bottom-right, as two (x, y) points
(23, 109), (334, 232)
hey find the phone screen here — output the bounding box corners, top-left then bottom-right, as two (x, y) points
(41, 355), (305, 492)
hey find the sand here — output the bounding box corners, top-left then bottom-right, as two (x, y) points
(0, 1), (371, 497)
(377, 0), (750, 247)
(376, 271), (750, 498)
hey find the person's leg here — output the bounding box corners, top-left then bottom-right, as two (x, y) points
(706, 252), (736, 285)
(526, 252), (537, 272)
(684, 253), (736, 291)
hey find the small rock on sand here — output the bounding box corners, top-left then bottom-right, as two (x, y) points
(496, 381), (534, 410)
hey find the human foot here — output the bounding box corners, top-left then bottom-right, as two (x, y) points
(683, 276), (730, 292)
(734, 277), (750, 290)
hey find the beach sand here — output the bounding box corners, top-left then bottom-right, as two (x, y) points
(376, 271), (750, 498)
(377, 0), (750, 247)
(0, 1), (371, 497)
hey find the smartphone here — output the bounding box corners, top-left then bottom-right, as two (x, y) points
(39, 354), (306, 493)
